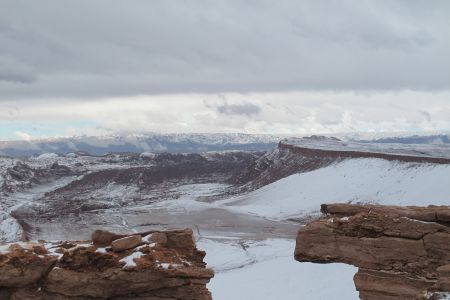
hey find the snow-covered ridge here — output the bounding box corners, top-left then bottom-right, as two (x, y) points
(282, 136), (450, 160)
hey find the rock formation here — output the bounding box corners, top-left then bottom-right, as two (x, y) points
(0, 228), (214, 300)
(295, 203), (450, 300)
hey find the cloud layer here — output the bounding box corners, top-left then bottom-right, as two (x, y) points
(1, 91), (449, 140)
(1, 0), (450, 100)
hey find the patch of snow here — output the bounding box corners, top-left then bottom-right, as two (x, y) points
(0, 212), (23, 243)
(119, 251), (145, 269)
(199, 238), (358, 300)
(140, 152), (156, 159)
(67, 243), (92, 252)
(143, 234), (153, 243)
(46, 245), (64, 259)
(36, 153), (59, 160)
(142, 183), (229, 213)
(95, 247), (107, 253)
(159, 263), (182, 269)
(136, 243), (155, 251)
(0, 244), (11, 254)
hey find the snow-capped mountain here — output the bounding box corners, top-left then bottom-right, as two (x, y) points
(0, 133), (283, 157)
(2, 132), (449, 157)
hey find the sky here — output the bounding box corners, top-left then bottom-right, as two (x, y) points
(0, 0), (450, 140)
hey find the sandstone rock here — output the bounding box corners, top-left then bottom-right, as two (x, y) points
(354, 268), (436, 300)
(92, 229), (127, 246)
(437, 265), (450, 291)
(0, 244), (56, 287)
(295, 204), (450, 299)
(321, 203), (450, 223)
(0, 229), (213, 300)
(111, 235), (143, 252)
(147, 232), (167, 246)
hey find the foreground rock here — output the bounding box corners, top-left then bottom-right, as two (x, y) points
(295, 204), (450, 300)
(0, 228), (213, 300)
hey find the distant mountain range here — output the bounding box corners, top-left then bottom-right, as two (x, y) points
(1, 133), (449, 157)
(356, 134), (450, 144)
(0, 133), (283, 157)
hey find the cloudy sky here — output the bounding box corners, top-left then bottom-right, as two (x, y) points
(1, 0), (450, 140)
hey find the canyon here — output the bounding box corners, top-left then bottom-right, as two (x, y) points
(1, 136), (450, 299)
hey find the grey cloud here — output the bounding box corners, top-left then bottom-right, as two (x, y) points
(0, 0), (450, 101)
(205, 98), (261, 116)
(0, 58), (37, 84)
(217, 102), (261, 117)
(419, 110), (432, 123)
(0, 104), (20, 119)
(0, 70), (36, 84)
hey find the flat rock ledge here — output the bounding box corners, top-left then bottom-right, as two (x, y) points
(0, 228), (214, 300)
(295, 203), (450, 300)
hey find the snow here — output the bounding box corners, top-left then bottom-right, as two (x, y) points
(142, 183), (229, 212)
(143, 234), (153, 243)
(159, 263), (182, 269)
(68, 243), (92, 251)
(0, 212), (22, 243)
(119, 251), (145, 269)
(199, 238), (358, 300)
(140, 152), (156, 159)
(36, 153), (59, 160)
(0, 244), (11, 254)
(218, 158), (450, 220)
(46, 246), (64, 259)
(284, 137), (450, 159)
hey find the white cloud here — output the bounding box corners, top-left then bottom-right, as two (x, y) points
(2, 91), (450, 137)
(14, 131), (32, 141)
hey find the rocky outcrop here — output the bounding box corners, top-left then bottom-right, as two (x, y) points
(295, 204), (450, 300)
(0, 228), (213, 300)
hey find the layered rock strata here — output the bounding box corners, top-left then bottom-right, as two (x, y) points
(0, 228), (213, 300)
(295, 204), (450, 300)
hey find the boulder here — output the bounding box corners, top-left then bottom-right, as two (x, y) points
(111, 235), (143, 252)
(91, 229), (127, 246)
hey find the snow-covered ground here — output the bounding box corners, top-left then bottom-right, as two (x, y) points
(0, 212), (23, 243)
(284, 136), (450, 159)
(217, 158), (450, 220)
(199, 238), (359, 300)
